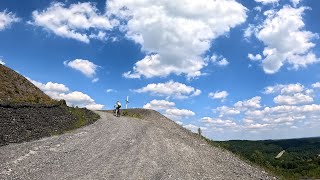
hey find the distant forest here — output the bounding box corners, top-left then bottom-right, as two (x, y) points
(207, 137), (320, 179)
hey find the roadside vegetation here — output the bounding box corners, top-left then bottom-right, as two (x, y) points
(66, 106), (100, 129)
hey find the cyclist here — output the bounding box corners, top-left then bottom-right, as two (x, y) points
(114, 101), (121, 117)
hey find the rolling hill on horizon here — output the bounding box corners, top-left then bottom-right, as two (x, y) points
(212, 137), (320, 179)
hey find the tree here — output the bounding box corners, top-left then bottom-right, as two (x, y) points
(251, 150), (264, 165)
(198, 128), (202, 136)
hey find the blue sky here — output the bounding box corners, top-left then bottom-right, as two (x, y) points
(1, 0), (320, 140)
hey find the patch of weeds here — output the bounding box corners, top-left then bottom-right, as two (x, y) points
(122, 110), (129, 116)
(122, 110), (142, 119)
(66, 106), (100, 129)
(131, 113), (142, 119)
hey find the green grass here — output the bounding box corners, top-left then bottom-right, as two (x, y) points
(67, 106), (100, 128)
(122, 110), (143, 119)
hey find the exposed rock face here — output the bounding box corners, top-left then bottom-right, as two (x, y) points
(0, 105), (73, 146)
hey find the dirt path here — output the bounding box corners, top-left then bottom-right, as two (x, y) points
(0, 110), (274, 180)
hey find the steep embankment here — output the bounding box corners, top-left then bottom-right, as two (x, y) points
(0, 105), (99, 146)
(0, 109), (275, 179)
(0, 64), (53, 104)
(0, 64), (99, 146)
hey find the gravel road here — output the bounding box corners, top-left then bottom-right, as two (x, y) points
(0, 109), (275, 180)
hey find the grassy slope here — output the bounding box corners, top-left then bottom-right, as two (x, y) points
(211, 137), (320, 179)
(0, 64), (55, 105)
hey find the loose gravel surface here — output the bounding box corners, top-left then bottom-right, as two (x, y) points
(0, 109), (275, 180)
(0, 105), (98, 146)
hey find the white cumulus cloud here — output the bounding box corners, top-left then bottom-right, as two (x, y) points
(244, 24), (259, 39)
(214, 106), (240, 117)
(107, 0), (247, 78)
(143, 99), (194, 122)
(134, 81), (201, 99)
(263, 85), (282, 94)
(213, 96), (262, 117)
(263, 83), (313, 105)
(208, 54), (230, 67)
(85, 103), (104, 110)
(280, 83), (304, 94)
(256, 6), (319, 74)
(29, 78), (104, 110)
(312, 82), (320, 89)
(254, 6), (262, 12)
(31, 2), (117, 43)
(0, 10), (20, 31)
(208, 91), (229, 100)
(165, 108), (195, 120)
(248, 53), (262, 61)
(255, 0), (279, 5)
(58, 91), (94, 105)
(216, 58), (229, 66)
(106, 89), (117, 93)
(245, 104), (320, 125)
(64, 59), (98, 78)
(201, 82), (320, 139)
(91, 78), (99, 83)
(234, 96), (262, 110)
(143, 99), (175, 110)
(263, 83), (306, 95)
(29, 80), (69, 93)
(246, 123), (271, 129)
(202, 117), (237, 128)
(274, 93), (313, 105)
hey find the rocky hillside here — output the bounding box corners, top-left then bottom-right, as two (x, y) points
(0, 64), (100, 146)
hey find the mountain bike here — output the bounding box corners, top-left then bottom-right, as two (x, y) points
(113, 108), (121, 117)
